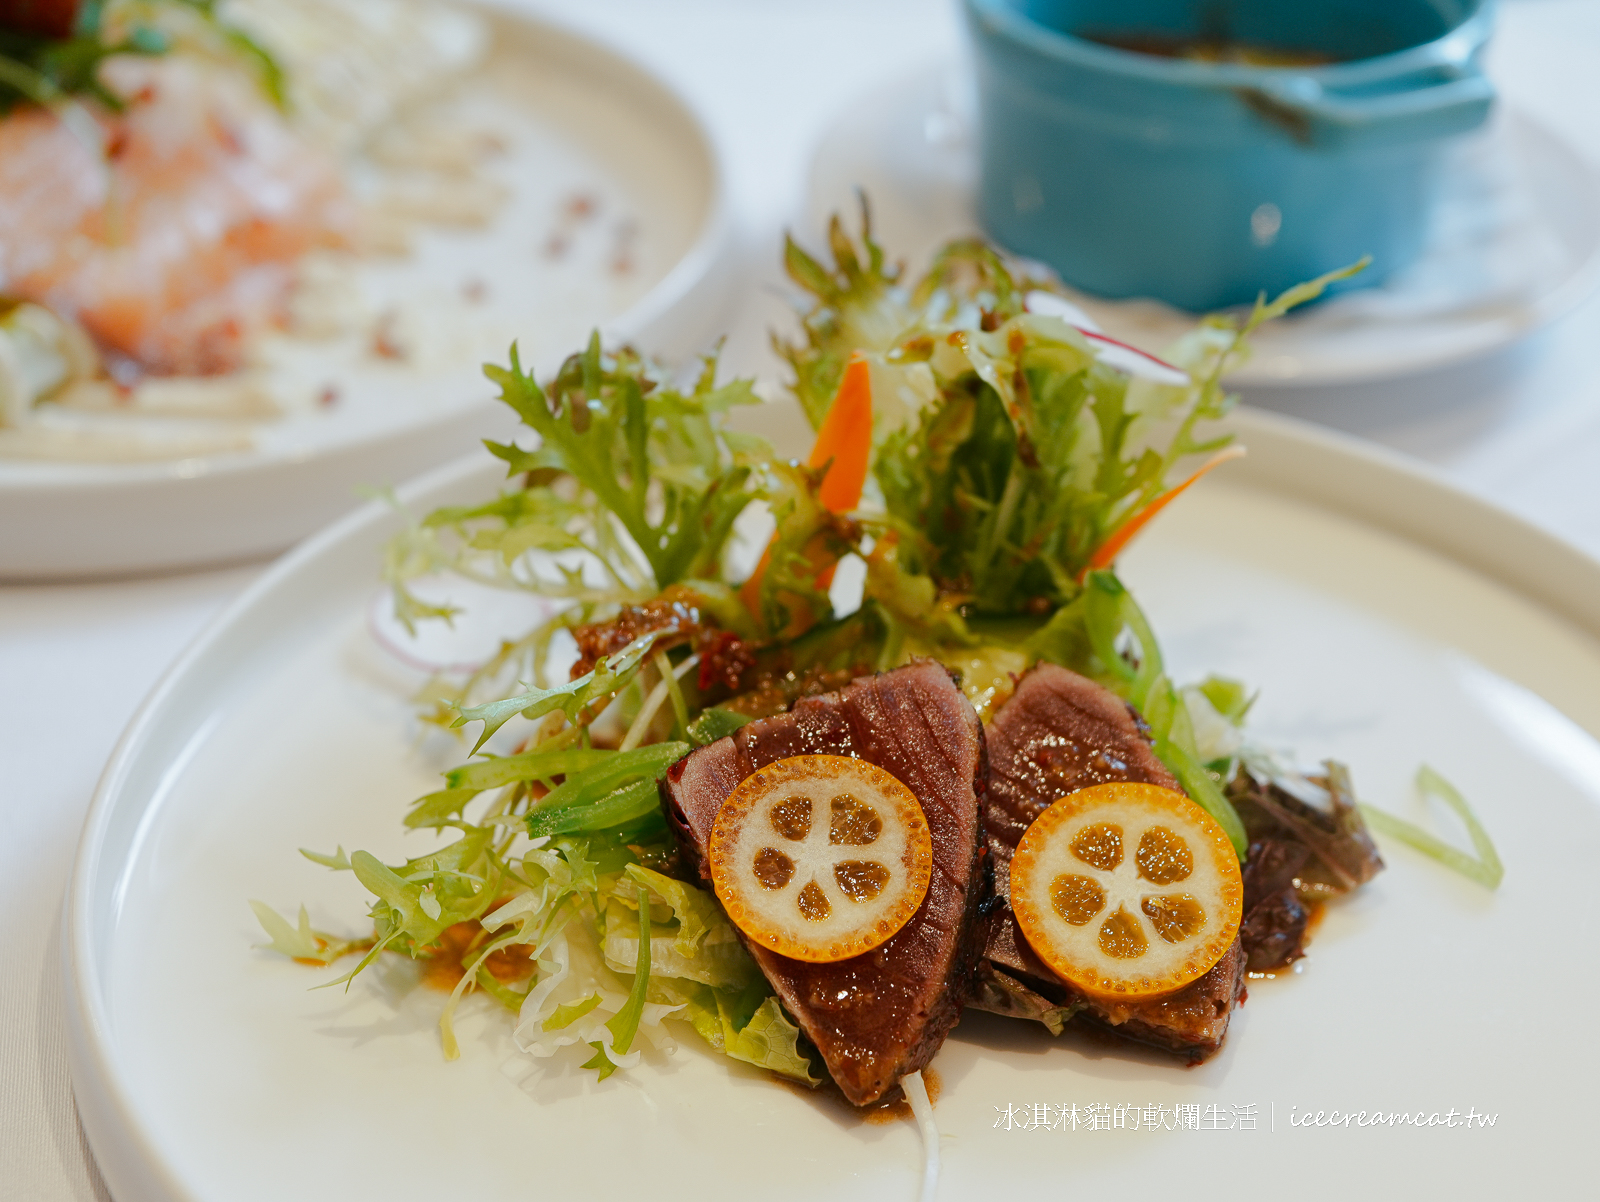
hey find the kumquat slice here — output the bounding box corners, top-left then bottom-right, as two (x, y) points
(1010, 781), (1243, 1001)
(709, 755), (933, 963)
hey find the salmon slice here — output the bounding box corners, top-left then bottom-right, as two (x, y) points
(0, 54), (352, 375)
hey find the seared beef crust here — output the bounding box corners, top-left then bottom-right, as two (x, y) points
(661, 660), (991, 1105)
(977, 662), (1246, 1061)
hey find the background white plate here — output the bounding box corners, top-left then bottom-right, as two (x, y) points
(0, 4), (732, 580)
(66, 407), (1600, 1201)
(807, 60), (1600, 388)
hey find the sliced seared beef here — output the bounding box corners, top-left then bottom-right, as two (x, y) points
(1083, 943), (1246, 1058)
(1228, 765), (1384, 970)
(984, 662), (1179, 875)
(1240, 888), (1311, 971)
(981, 891), (1246, 1062)
(661, 660), (991, 1106)
(975, 662), (1247, 1062)
(1243, 838), (1311, 908)
(1228, 762), (1384, 896)
(1240, 838), (1312, 971)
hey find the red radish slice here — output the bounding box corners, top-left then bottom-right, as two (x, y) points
(1023, 290), (1103, 332)
(1023, 291), (1190, 386)
(1080, 331), (1191, 386)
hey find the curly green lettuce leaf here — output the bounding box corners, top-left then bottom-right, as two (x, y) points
(379, 338), (781, 717)
(453, 629), (667, 753)
(599, 865), (762, 990)
(484, 334), (767, 593)
(682, 986), (820, 1086)
(288, 826), (510, 999)
(777, 200), (912, 429)
(785, 212), (1362, 625)
(249, 901), (367, 966)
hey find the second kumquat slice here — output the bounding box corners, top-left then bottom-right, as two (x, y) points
(1010, 781), (1243, 1001)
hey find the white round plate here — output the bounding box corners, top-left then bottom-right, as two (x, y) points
(66, 407), (1600, 1201)
(806, 60), (1600, 387)
(0, 3), (732, 580)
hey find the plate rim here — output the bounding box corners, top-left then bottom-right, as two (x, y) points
(61, 405), (1600, 1202)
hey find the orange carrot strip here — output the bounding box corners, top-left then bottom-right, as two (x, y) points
(1082, 445), (1246, 578)
(741, 355), (873, 617)
(810, 353), (873, 512)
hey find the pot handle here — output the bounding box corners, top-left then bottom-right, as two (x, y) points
(1246, 64), (1494, 146)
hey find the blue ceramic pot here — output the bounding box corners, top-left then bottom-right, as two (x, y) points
(964, 0), (1495, 311)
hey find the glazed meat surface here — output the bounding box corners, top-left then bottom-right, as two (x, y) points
(978, 662), (1245, 1061)
(985, 662), (1178, 880)
(661, 660), (991, 1106)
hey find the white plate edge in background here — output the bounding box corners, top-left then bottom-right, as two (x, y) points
(0, 4), (735, 581)
(62, 405), (1600, 1202)
(802, 58), (1600, 389)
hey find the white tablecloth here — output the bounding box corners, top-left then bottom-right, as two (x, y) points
(4, 1), (1598, 1196)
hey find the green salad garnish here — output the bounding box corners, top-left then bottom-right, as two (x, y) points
(1, 0), (285, 115)
(256, 210), (1473, 1088)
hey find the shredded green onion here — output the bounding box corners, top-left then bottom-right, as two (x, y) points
(1360, 766), (1503, 890)
(585, 885), (653, 1080)
(607, 885), (652, 1053)
(687, 707), (754, 747)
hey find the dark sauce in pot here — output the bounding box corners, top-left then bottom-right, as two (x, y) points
(1080, 29), (1336, 67)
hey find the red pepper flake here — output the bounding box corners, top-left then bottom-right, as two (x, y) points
(371, 311), (405, 360)
(317, 384), (341, 408)
(610, 219), (638, 276)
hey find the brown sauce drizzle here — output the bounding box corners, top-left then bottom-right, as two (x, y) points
(861, 1068), (942, 1124)
(1079, 30), (1337, 67)
(773, 1067), (943, 1125)
(419, 919), (535, 992)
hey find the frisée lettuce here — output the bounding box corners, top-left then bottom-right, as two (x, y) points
(254, 208), (1447, 1098)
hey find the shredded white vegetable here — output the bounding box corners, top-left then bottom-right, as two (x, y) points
(618, 654), (699, 751)
(901, 1070), (940, 1202)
